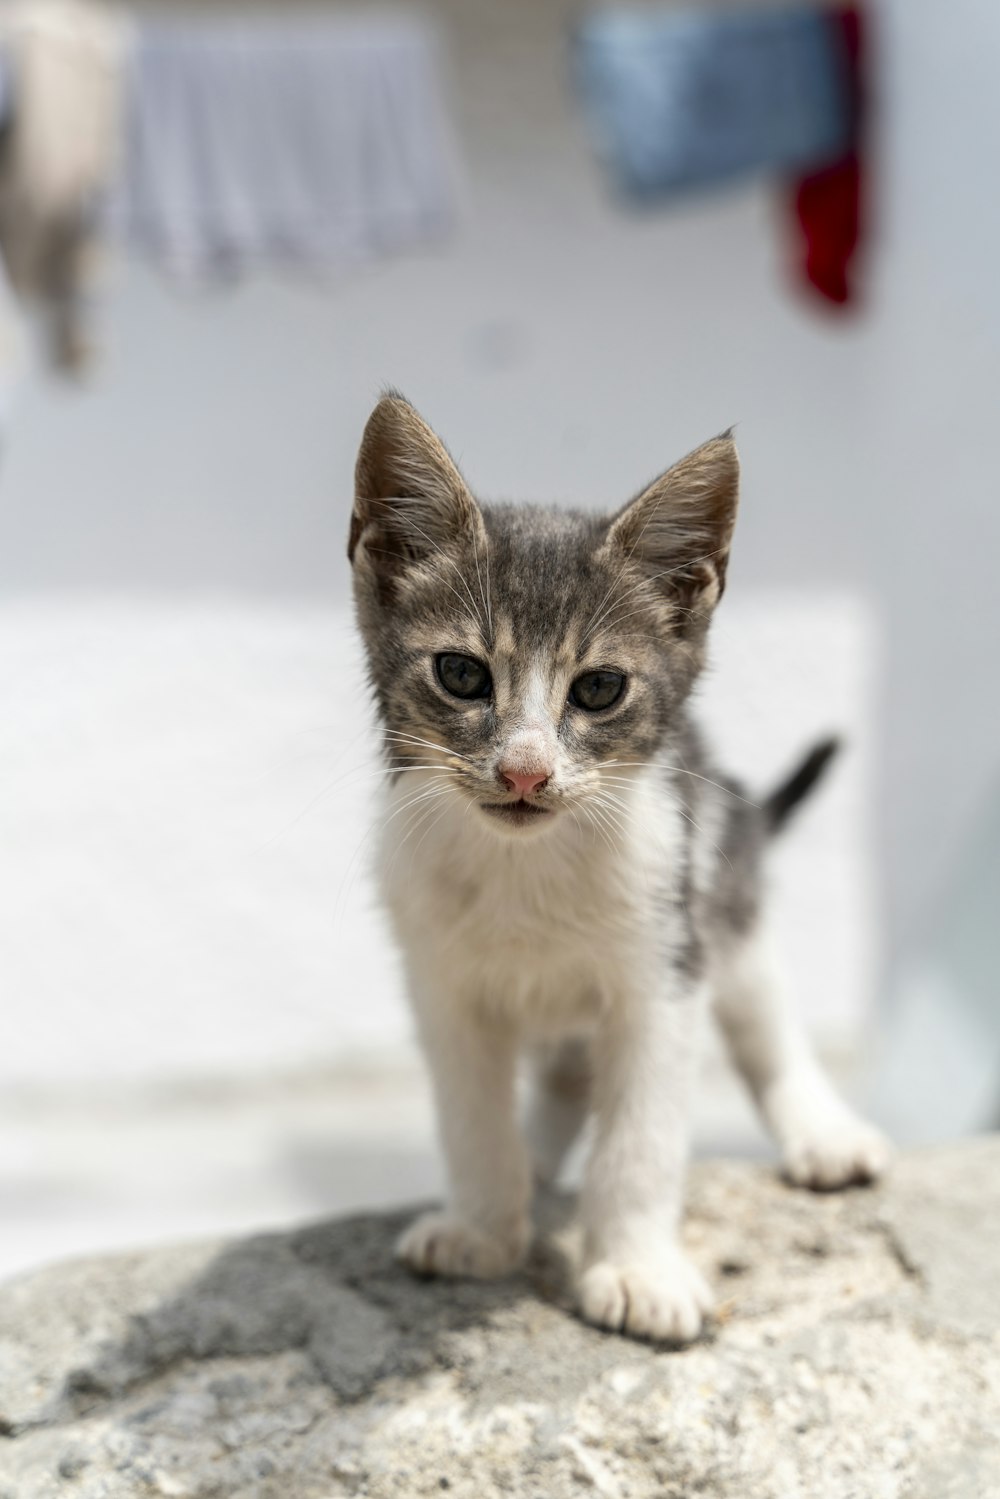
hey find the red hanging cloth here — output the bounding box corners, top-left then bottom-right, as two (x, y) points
(790, 7), (866, 308)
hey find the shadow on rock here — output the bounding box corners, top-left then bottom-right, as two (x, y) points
(58, 1191), (587, 1424)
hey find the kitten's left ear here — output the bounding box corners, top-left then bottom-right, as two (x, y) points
(607, 432), (740, 620)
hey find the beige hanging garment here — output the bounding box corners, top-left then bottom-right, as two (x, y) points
(0, 0), (128, 374)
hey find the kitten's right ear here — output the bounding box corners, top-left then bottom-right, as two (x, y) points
(349, 394), (482, 579)
(606, 431), (740, 623)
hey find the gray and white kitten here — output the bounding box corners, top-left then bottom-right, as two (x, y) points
(348, 393), (889, 1343)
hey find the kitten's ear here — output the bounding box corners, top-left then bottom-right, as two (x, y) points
(349, 393), (482, 577)
(607, 432), (740, 620)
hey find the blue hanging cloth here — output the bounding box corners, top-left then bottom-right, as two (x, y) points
(572, 6), (854, 201)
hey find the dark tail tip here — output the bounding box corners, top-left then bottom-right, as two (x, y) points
(763, 736), (841, 834)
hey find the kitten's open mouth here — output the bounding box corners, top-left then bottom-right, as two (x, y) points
(480, 800), (552, 825)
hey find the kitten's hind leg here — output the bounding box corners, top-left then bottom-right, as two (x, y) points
(713, 918), (891, 1188)
(525, 1037), (592, 1185)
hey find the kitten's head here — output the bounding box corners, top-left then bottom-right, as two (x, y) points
(349, 394), (738, 838)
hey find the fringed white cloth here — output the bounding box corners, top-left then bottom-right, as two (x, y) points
(114, 15), (460, 281)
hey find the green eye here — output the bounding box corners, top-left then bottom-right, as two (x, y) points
(436, 653), (492, 700)
(570, 670), (625, 712)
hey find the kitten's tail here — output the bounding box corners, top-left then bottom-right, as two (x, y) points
(762, 736), (841, 835)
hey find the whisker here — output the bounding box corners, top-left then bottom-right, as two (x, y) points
(578, 494), (666, 640)
(566, 802), (588, 848)
(580, 557), (669, 645)
(584, 600), (686, 638)
(250, 724), (375, 785)
(599, 761), (758, 808)
(362, 544), (481, 633)
(580, 547), (727, 645)
(383, 730), (477, 766)
(381, 779), (456, 828)
(259, 759), (463, 850)
(472, 539), (492, 645)
(593, 798), (631, 843)
(593, 789), (631, 822)
(675, 804), (733, 873)
(387, 506), (485, 629)
(339, 761), (461, 784)
(385, 789), (452, 880)
(580, 801), (613, 853)
(588, 774), (734, 880)
(337, 777), (455, 920)
(592, 764), (735, 871)
(587, 798), (622, 851)
(408, 796), (455, 863)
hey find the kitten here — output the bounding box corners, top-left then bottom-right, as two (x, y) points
(348, 393), (889, 1343)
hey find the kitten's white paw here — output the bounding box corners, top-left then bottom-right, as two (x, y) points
(395, 1211), (530, 1279)
(783, 1114), (891, 1190)
(578, 1249), (713, 1344)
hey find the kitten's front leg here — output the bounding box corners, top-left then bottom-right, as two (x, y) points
(579, 971), (712, 1343)
(397, 975), (532, 1280)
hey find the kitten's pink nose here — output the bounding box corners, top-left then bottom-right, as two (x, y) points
(500, 768), (549, 797)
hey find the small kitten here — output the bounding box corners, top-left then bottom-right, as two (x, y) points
(348, 393), (889, 1343)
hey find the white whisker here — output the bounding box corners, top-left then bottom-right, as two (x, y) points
(389, 505), (485, 631)
(580, 800), (613, 853)
(599, 761), (758, 808)
(578, 491), (667, 641)
(472, 539), (492, 643)
(383, 730), (477, 767)
(386, 788), (453, 880)
(362, 541), (482, 633)
(580, 547), (726, 645)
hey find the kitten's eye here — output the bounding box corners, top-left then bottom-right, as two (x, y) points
(569, 670), (625, 712)
(435, 653), (492, 700)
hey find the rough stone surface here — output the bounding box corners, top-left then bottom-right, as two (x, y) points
(1, 1141), (998, 1499)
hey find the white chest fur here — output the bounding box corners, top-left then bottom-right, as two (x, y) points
(377, 770), (681, 1035)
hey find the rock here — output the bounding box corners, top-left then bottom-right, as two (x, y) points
(1, 1140), (998, 1498)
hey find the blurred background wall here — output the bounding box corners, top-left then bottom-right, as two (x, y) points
(2, 0), (999, 1276)
(3, 0), (998, 956)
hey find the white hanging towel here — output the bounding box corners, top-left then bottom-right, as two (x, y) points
(115, 15), (460, 281)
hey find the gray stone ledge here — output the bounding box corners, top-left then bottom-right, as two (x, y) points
(1, 1140), (998, 1498)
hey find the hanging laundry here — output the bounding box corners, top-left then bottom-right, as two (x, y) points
(114, 17), (459, 282)
(0, 245), (27, 461)
(788, 8), (865, 307)
(0, 0), (129, 375)
(0, 42), (13, 129)
(0, 48), (21, 438)
(572, 7), (853, 201)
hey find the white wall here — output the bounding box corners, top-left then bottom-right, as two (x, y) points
(1, 0), (998, 968)
(873, 0), (1000, 952)
(0, 592), (876, 1085)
